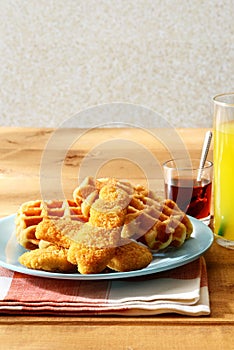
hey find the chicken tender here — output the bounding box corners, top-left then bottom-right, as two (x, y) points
(67, 223), (121, 274)
(99, 184), (131, 208)
(68, 243), (116, 274)
(89, 199), (126, 229)
(71, 222), (121, 248)
(19, 245), (76, 273)
(107, 241), (153, 272)
(35, 218), (85, 248)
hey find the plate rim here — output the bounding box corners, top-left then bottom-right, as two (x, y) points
(0, 214), (214, 280)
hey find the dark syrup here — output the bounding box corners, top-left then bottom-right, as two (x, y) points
(165, 178), (212, 219)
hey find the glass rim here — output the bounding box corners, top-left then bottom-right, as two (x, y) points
(163, 158), (213, 171)
(213, 92), (234, 108)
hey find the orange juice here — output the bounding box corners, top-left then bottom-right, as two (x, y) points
(214, 121), (234, 240)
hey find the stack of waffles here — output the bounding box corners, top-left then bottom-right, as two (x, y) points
(15, 176), (193, 274)
(73, 177), (193, 251)
(15, 199), (87, 250)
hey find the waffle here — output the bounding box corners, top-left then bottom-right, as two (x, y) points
(17, 177), (193, 275)
(73, 177), (193, 252)
(15, 199), (87, 250)
(123, 195), (193, 251)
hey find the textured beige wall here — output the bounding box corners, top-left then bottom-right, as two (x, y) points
(0, 0), (233, 128)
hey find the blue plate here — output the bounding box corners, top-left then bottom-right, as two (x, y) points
(0, 214), (214, 280)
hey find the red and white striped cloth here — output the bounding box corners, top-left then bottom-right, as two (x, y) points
(0, 257), (210, 316)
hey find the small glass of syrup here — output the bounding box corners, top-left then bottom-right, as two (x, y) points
(163, 158), (213, 225)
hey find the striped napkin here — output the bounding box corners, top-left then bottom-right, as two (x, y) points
(0, 257), (210, 316)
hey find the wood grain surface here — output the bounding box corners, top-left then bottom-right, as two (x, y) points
(0, 127), (233, 350)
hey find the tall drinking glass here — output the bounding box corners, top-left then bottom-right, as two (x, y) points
(213, 92), (234, 249)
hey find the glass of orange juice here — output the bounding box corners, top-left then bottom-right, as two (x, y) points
(213, 92), (234, 249)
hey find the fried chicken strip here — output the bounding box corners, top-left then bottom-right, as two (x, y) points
(67, 243), (115, 274)
(89, 199), (127, 229)
(67, 223), (121, 274)
(19, 245), (76, 273)
(35, 218), (85, 248)
(107, 241), (153, 272)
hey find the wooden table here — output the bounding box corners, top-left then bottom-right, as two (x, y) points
(0, 127), (233, 350)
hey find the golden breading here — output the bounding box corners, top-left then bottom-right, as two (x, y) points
(19, 245), (76, 273)
(68, 223), (121, 274)
(88, 181), (130, 228)
(99, 184), (131, 207)
(73, 177), (134, 218)
(35, 218), (85, 248)
(66, 223), (121, 274)
(107, 241), (153, 272)
(70, 222), (121, 248)
(67, 243), (116, 274)
(95, 178), (134, 195)
(89, 199), (126, 229)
